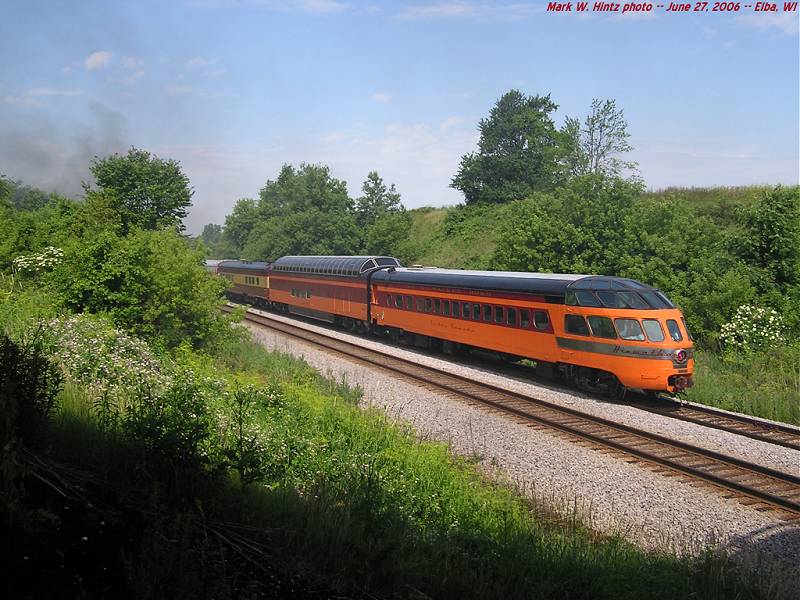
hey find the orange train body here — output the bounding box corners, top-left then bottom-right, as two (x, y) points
(214, 256), (694, 395)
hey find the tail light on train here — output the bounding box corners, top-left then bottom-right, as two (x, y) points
(675, 349), (687, 363)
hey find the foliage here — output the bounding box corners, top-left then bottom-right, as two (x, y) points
(11, 246), (64, 275)
(46, 314), (172, 424)
(199, 223), (222, 247)
(86, 147), (193, 233)
(355, 170), (403, 229)
(686, 346), (800, 426)
(452, 90), (563, 204)
(561, 98), (637, 180)
(0, 330), (62, 451)
(46, 228), (230, 350)
(0, 331), (62, 528)
(719, 305), (787, 354)
(242, 163), (360, 260)
(220, 197), (258, 256)
(364, 210), (414, 262)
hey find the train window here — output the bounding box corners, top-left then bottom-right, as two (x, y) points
(588, 316), (617, 339)
(565, 315), (590, 336)
(395, 295), (403, 309)
(596, 291), (622, 308)
(406, 296), (413, 310)
(681, 317), (693, 341)
(640, 291), (670, 309)
(642, 319), (665, 342)
(434, 299), (441, 314)
(507, 307), (517, 326)
(307, 291), (312, 299)
(462, 303), (471, 319)
(443, 300), (450, 316)
(416, 298), (424, 311)
(473, 304), (481, 320)
(615, 318), (646, 341)
(666, 319), (683, 342)
(483, 305), (492, 321)
(617, 291), (648, 309)
(494, 306), (504, 323)
(425, 298), (433, 313)
(452, 302), (460, 317)
(566, 290), (577, 306)
(575, 290), (602, 307)
(520, 309), (530, 328)
(534, 310), (550, 330)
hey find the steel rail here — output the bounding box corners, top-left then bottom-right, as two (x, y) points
(631, 398), (800, 451)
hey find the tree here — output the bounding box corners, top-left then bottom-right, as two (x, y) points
(562, 99), (637, 180)
(200, 223), (222, 247)
(451, 90), (563, 204)
(87, 147), (193, 233)
(355, 171), (403, 229)
(364, 211), (413, 262)
(47, 228), (229, 349)
(222, 198), (259, 255)
(240, 163), (359, 260)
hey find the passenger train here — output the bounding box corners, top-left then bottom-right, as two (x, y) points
(213, 255), (694, 398)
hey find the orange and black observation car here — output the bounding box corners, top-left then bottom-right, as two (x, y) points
(370, 267), (694, 397)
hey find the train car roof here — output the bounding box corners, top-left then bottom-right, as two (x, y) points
(371, 267), (584, 295)
(272, 255), (402, 277)
(217, 260), (271, 272)
(371, 268), (656, 298)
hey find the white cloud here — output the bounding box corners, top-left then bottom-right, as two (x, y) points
(285, 0), (349, 12)
(118, 70), (147, 86)
(439, 116), (464, 131)
(4, 95), (44, 108)
(737, 12), (799, 35)
(166, 84), (194, 95)
(371, 92), (391, 103)
(188, 56), (220, 68)
(396, 1), (539, 21)
(61, 65), (73, 75)
(25, 87), (84, 97)
(85, 51), (112, 70)
(121, 56), (144, 69)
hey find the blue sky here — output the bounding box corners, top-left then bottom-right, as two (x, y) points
(1, 0), (798, 233)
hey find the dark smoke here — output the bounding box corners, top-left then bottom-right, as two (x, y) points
(0, 101), (128, 198)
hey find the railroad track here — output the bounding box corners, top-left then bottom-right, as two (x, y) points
(632, 397), (800, 452)
(227, 305), (800, 518)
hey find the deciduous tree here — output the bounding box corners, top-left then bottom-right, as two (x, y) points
(87, 147), (193, 233)
(451, 90), (563, 204)
(562, 99), (637, 180)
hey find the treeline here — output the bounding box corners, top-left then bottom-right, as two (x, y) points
(201, 165), (413, 262)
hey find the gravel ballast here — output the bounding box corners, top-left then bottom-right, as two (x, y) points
(243, 310), (800, 589)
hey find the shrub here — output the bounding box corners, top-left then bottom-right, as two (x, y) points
(46, 314), (171, 427)
(11, 246), (64, 275)
(719, 304), (786, 354)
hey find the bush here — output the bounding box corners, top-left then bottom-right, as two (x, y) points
(46, 228), (231, 350)
(720, 305), (787, 354)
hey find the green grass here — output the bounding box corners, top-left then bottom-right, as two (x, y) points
(4, 314), (783, 599)
(191, 334), (777, 599)
(686, 348), (800, 426)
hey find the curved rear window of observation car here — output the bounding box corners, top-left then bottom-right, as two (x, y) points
(566, 277), (675, 310)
